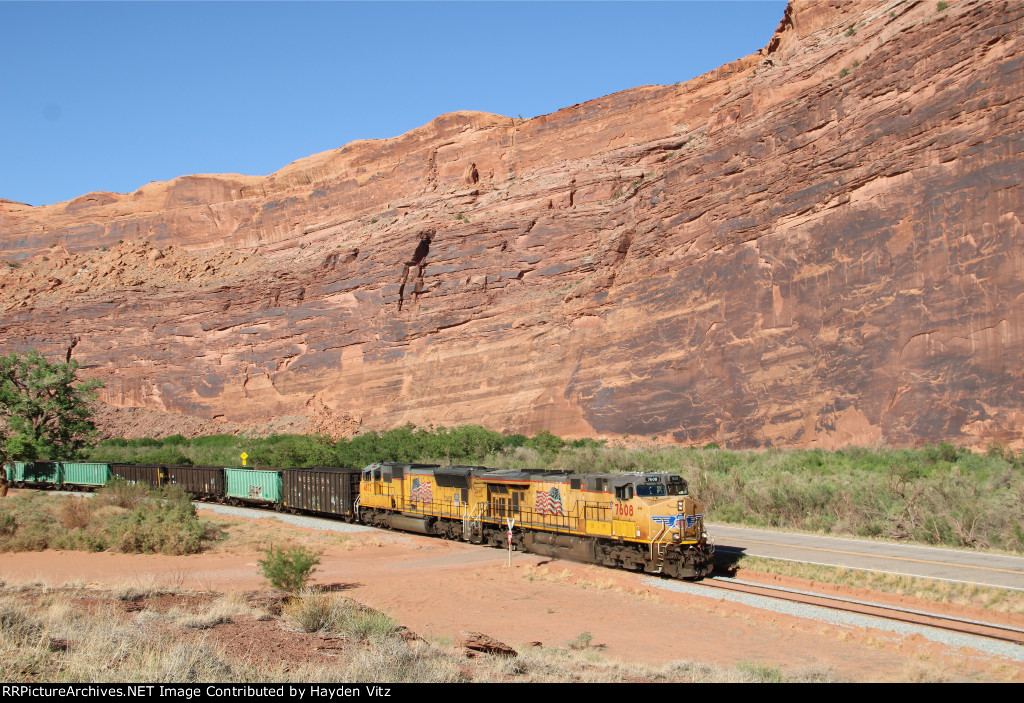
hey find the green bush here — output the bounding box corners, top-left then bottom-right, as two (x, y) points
(0, 484), (214, 555)
(105, 485), (208, 555)
(568, 631), (593, 650)
(258, 545), (322, 592)
(95, 477), (149, 509)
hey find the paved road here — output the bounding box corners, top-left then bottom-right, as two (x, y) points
(707, 523), (1024, 590)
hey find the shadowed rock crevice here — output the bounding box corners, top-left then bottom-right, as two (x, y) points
(398, 231), (433, 311)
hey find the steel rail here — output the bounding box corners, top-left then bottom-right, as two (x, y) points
(695, 577), (1024, 646)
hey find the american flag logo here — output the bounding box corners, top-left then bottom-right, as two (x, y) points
(536, 487), (563, 516)
(411, 477), (432, 503)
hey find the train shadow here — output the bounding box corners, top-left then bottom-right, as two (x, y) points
(709, 546), (746, 577)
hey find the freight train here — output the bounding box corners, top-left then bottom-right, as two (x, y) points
(3, 459), (715, 580)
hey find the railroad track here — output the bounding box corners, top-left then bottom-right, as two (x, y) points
(696, 577), (1024, 646)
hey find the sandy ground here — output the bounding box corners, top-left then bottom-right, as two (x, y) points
(1, 508), (1021, 683)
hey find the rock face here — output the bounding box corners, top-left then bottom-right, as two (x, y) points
(1, 1), (1022, 449)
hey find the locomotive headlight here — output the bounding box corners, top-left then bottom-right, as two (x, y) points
(677, 500), (684, 512)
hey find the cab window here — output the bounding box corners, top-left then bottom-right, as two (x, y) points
(666, 476), (688, 496)
(636, 484), (666, 497)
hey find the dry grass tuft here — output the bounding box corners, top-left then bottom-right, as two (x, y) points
(283, 589), (398, 641)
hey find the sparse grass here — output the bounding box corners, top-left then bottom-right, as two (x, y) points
(337, 636), (464, 682)
(731, 554), (1024, 614)
(175, 593), (260, 629)
(284, 590), (398, 642)
(0, 588), (238, 682)
(737, 660), (786, 682)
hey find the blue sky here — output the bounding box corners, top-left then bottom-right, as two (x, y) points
(0, 1), (785, 206)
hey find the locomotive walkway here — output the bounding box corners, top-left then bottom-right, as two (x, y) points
(708, 524), (1024, 590)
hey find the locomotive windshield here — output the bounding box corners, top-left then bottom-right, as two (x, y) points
(634, 476), (688, 497)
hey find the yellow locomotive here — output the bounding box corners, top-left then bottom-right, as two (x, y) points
(357, 463), (714, 579)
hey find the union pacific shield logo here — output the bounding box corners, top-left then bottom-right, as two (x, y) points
(651, 515), (680, 528)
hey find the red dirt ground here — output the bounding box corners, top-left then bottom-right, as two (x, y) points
(1, 508), (1021, 683)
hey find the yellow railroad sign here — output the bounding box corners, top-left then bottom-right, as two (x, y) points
(240, 452), (248, 467)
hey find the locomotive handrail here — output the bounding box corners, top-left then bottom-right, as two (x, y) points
(648, 522), (669, 564)
(463, 501), (487, 540)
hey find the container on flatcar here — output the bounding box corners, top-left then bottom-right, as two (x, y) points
(282, 467), (361, 519)
(166, 465), (225, 499)
(225, 467), (282, 505)
(109, 463), (165, 488)
(60, 462), (110, 487)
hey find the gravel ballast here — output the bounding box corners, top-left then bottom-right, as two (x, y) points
(644, 576), (1024, 663)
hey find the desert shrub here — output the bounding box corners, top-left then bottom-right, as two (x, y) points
(59, 497), (93, 529)
(0, 511), (16, 536)
(258, 545), (322, 592)
(94, 477), (149, 509)
(284, 589), (335, 632)
(0, 493), (57, 551)
(106, 485), (207, 555)
(568, 631), (593, 650)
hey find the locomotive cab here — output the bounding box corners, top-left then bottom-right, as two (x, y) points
(609, 473), (706, 545)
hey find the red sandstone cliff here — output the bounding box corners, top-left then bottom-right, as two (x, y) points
(1, 0), (1022, 448)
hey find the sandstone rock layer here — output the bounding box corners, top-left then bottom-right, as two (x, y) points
(1, 1), (1022, 448)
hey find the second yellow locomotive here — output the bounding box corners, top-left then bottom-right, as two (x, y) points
(357, 463), (713, 579)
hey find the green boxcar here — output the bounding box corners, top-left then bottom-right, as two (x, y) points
(6, 461), (29, 482)
(6, 461), (62, 485)
(60, 462), (111, 486)
(225, 468), (282, 504)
